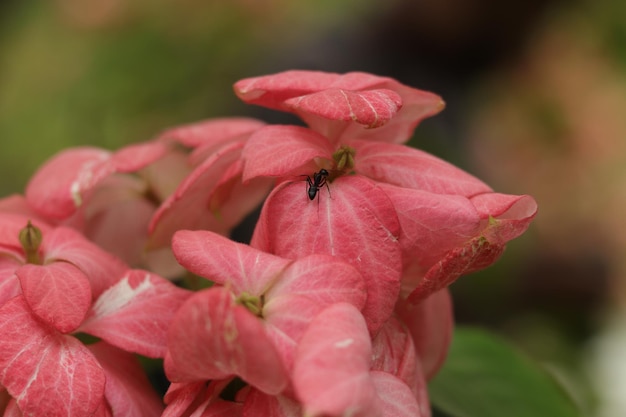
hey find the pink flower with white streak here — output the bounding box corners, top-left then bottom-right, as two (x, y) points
(24, 118), (273, 275)
(0, 215), (191, 416)
(24, 141), (179, 271)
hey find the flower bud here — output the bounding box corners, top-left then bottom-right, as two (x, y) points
(19, 221), (43, 264)
(237, 292), (263, 317)
(332, 145), (356, 171)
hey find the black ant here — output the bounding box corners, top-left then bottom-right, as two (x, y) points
(304, 169), (331, 201)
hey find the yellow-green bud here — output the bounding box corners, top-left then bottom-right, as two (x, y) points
(236, 292), (263, 317)
(19, 221), (43, 264)
(332, 145), (356, 172)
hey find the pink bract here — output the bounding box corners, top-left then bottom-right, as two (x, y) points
(241, 120), (536, 310)
(167, 230), (367, 391)
(0, 216), (127, 332)
(79, 269), (192, 358)
(293, 302), (426, 417)
(234, 70), (445, 144)
(0, 265), (190, 416)
(396, 289), (454, 380)
(88, 342), (164, 416)
(148, 118), (273, 250)
(25, 143), (169, 221)
(0, 213), (190, 415)
(166, 287), (290, 394)
(0, 297), (107, 417)
(251, 175), (402, 336)
(23, 143), (180, 270)
(293, 302), (377, 416)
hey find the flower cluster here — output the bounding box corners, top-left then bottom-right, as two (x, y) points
(0, 70), (537, 416)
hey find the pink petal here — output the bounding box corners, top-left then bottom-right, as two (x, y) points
(0, 194), (49, 223)
(156, 117), (266, 148)
(202, 401), (244, 417)
(251, 175), (402, 335)
(370, 316), (419, 395)
(25, 147), (114, 220)
(351, 139), (492, 196)
(371, 371), (428, 417)
(264, 254), (367, 343)
(408, 235), (506, 303)
(0, 297), (106, 417)
(0, 257), (22, 306)
(243, 389), (302, 417)
(346, 78), (444, 144)
(163, 381), (210, 417)
(17, 262), (92, 333)
(75, 175), (156, 266)
(148, 141), (248, 248)
(1, 385), (12, 413)
(88, 342), (163, 417)
(79, 270), (191, 358)
(234, 70), (444, 144)
(162, 380), (241, 417)
(268, 254), (367, 307)
(110, 141), (170, 173)
(140, 149), (191, 202)
(2, 398), (21, 417)
(378, 183), (482, 274)
(285, 88), (402, 129)
(241, 125), (334, 182)
(293, 303), (379, 417)
(234, 70), (344, 110)
(172, 230), (290, 295)
(210, 173), (274, 232)
(25, 142), (173, 223)
(379, 184), (537, 302)
(470, 193), (538, 243)
(42, 226), (128, 298)
(166, 288), (289, 395)
(263, 296), (314, 372)
(396, 289), (453, 380)
(93, 402), (113, 417)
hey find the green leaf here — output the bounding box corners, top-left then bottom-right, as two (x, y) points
(429, 327), (582, 417)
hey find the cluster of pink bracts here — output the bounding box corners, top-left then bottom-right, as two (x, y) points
(0, 71), (537, 416)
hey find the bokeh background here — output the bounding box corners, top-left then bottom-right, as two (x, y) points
(1, 0), (625, 415)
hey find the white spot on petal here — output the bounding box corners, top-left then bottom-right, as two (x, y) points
(334, 338), (354, 349)
(92, 273), (153, 318)
(70, 180), (83, 207)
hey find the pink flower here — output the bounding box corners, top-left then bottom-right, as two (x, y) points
(293, 303), (428, 417)
(251, 170), (403, 336)
(232, 70), (536, 336)
(25, 142), (170, 222)
(0, 216), (191, 415)
(0, 213), (126, 321)
(147, 117), (274, 251)
(24, 141), (179, 271)
(23, 118), (273, 275)
(164, 230), (366, 414)
(0, 297), (166, 417)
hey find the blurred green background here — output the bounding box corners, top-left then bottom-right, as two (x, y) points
(2, 0), (626, 416)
